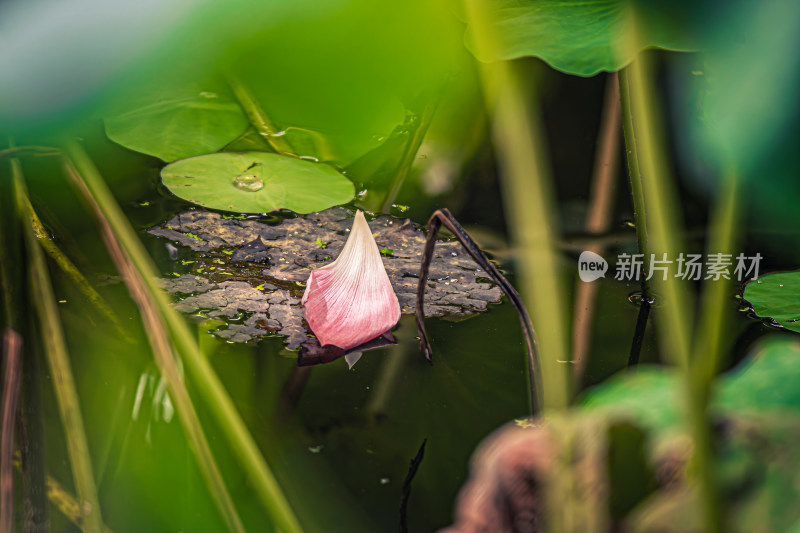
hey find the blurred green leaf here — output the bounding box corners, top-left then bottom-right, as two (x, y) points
(1, 0), (464, 158)
(161, 152), (354, 214)
(677, 0), (800, 174)
(583, 336), (800, 435)
(743, 271), (800, 334)
(717, 331), (800, 413)
(581, 368), (680, 433)
(671, 0), (800, 254)
(464, 0), (698, 76)
(579, 336), (800, 531)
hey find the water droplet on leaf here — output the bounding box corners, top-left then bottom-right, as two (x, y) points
(232, 174), (264, 192)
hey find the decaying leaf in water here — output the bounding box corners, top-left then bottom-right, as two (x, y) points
(151, 207), (503, 352)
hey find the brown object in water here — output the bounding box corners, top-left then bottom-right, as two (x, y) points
(439, 423), (552, 533)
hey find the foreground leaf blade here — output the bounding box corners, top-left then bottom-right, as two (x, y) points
(63, 159), (246, 532)
(64, 141), (304, 533)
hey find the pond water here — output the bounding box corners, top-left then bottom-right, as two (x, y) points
(17, 69), (786, 533)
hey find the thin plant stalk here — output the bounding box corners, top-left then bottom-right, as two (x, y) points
(465, 0), (571, 410)
(626, 301), (651, 368)
(0, 146), (60, 160)
(690, 169), (741, 401)
(13, 454), (114, 533)
(11, 158), (104, 533)
(619, 69), (651, 280)
(685, 168), (740, 533)
(0, 155), (24, 533)
(618, 64), (693, 370)
(226, 75), (295, 155)
(619, 68), (656, 370)
(379, 88), (442, 213)
(17, 193), (127, 338)
(621, 55), (721, 532)
(415, 209), (543, 414)
(3, 143), (71, 532)
(62, 141), (303, 533)
(572, 72), (621, 382)
(1, 329), (23, 533)
(17, 327), (49, 533)
(65, 159), (246, 533)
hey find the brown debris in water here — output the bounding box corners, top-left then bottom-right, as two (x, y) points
(152, 207), (503, 348)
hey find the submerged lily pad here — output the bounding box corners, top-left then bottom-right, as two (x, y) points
(743, 271), (800, 334)
(161, 152), (355, 214)
(150, 207), (503, 348)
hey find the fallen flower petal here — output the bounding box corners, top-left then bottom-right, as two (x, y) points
(302, 210), (401, 350)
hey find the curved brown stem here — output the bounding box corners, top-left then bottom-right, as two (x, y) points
(415, 208), (542, 414)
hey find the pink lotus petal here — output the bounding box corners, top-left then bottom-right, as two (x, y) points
(302, 210), (401, 350)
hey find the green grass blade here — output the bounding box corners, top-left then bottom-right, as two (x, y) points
(17, 193), (128, 339)
(465, 0), (570, 411)
(63, 141), (303, 533)
(62, 156), (247, 533)
(621, 53), (722, 533)
(11, 158), (104, 533)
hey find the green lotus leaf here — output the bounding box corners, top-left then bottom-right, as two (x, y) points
(744, 271), (800, 334)
(161, 152), (354, 214)
(105, 90), (249, 162)
(465, 0), (698, 76)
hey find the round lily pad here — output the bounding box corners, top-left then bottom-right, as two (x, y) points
(161, 152), (354, 214)
(743, 271), (800, 333)
(105, 90), (250, 162)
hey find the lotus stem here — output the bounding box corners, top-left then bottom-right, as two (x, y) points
(416, 208), (543, 414)
(379, 87), (442, 214)
(622, 54), (721, 532)
(690, 167), (741, 402)
(572, 72), (621, 382)
(464, 0), (572, 411)
(619, 67), (656, 371)
(226, 74), (295, 155)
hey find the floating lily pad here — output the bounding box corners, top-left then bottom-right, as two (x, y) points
(161, 152), (355, 214)
(465, 0), (698, 76)
(743, 271), (800, 334)
(151, 207), (504, 348)
(105, 89), (250, 162)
